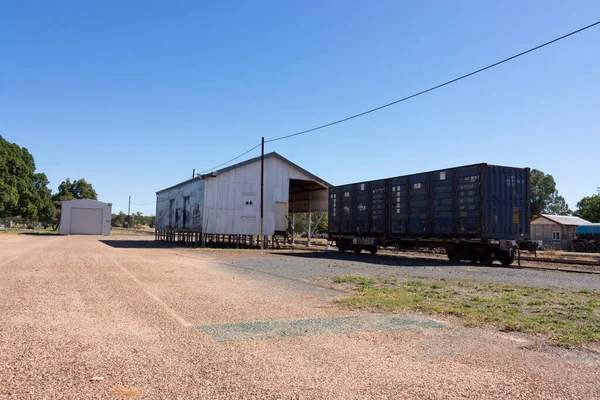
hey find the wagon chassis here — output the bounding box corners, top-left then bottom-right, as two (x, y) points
(331, 235), (518, 266)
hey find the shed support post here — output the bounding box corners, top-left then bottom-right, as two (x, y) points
(307, 192), (312, 247)
(292, 196), (295, 245)
(260, 136), (265, 249)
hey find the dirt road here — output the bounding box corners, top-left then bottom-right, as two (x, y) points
(1, 235), (599, 399)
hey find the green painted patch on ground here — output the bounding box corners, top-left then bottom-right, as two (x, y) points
(197, 315), (443, 342)
(332, 274), (600, 347)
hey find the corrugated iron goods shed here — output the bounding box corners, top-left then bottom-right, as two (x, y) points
(155, 152), (330, 247)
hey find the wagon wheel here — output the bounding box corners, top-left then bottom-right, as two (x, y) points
(353, 247), (362, 255)
(369, 246), (378, 255)
(574, 242), (585, 252)
(337, 241), (347, 253)
(585, 242), (596, 253)
(476, 247), (494, 265)
(499, 251), (515, 267)
(445, 246), (461, 263)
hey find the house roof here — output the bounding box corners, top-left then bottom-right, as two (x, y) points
(532, 214), (590, 226)
(156, 152), (331, 194)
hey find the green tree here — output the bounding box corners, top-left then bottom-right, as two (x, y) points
(530, 169), (571, 216)
(111, 212), (127, 227)
(34, 173), (56, 227)
(546, 192), (572, 216)
(55, 178), (98, 200)
(574, 190), (600, 223)
(0, 135), (53, 221)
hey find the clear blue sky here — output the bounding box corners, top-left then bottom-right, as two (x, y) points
(2, 1), (599, 216)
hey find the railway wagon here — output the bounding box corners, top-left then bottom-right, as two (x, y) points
(328, 163), (530, 266)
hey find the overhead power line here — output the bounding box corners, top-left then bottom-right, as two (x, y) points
(197, 20), (600, 172)
(265, 20), (600, 143)
(131, 200), (156, 206)
(198, 143), (261, 174)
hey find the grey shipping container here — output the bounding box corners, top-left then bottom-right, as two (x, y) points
(328, 163), (530, 265)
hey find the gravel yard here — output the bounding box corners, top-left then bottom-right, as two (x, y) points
(1, 235), (599, 399)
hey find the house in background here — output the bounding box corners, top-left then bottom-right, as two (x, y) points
(530, 214), (590, 250)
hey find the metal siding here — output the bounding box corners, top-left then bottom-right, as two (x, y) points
(69, 208), (103, 235)
(155, 179), (205, 231)
(328, 187), (342, 234)
(483, 166), (530, 240)
(432, 169), (454, 235)
(329, 163), (530, 243)
(370, 180), (386, 234)
(389, 176), (408, 235)
(340, 184), (355, 234)
(196, 158), (322, 236)
(408, 173), (429, 235)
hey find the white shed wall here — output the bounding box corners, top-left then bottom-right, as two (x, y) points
(202, 157), (322, 235)
(59, 199), (112, 235)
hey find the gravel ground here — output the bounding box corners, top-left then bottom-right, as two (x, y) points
(193, 247), (600, 293)
(1, 235), (599, 399)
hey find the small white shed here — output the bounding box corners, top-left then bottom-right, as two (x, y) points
(59, 199), (112, 236)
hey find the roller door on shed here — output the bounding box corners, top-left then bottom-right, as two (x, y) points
(70, 208), (103, 235)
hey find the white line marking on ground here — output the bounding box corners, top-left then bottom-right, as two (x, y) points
(0, 253), (27, 268)
(104, 252), (193, 328)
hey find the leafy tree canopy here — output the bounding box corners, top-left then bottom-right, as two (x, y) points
(530, 169), (571, 216)
(54, 178), (98, 201)
(0, 135), (54, 221)
(574, 189), (600, 223)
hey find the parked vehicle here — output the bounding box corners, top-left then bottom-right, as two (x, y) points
(328, 163), (530, 266)
(572, 223), (600, 252)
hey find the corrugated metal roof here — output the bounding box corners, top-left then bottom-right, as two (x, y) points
(537, 214), (590, 226)
(156, 152), (331, 194)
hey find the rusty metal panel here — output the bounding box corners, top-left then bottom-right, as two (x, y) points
(155, 179), (205, 231)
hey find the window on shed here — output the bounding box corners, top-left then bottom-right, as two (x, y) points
(552, 231), (561, 241)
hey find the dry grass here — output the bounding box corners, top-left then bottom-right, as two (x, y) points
(333, 275), (600, 347)
(542, 250), (562, 258)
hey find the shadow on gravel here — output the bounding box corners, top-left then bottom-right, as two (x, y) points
(274, 250), (472, 268)
(18, 232), (58, 236)
(99, 240), (178, 249)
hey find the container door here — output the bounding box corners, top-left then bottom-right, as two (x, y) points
(455, 166), (482, 236)
(340, 185), (355, 234)
(408, 173), (429, 235)
(484, 166), (530, 240)
(370, 180), (386, 235)
(389, 177), (408, 235)
(432, 169), (454, 235)
(355, 182), (370, 235)
(328, 188), (341, 234)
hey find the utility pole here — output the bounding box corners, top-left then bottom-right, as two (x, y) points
(260, 137), (265, 249)
(127, 195), (131, 229)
